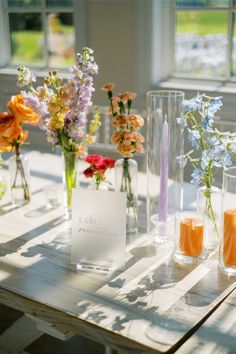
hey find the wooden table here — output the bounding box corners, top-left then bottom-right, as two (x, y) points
(0, 151), (236, 354)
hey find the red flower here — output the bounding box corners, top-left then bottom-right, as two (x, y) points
(103, 157), (115, 169)
(83, 166), (94, 178)
(85, 154), (103, 165)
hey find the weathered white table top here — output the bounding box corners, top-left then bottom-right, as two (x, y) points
(0, 151), (236, 353)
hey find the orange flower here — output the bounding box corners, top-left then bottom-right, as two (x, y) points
(0, 112), (21, 150)
(117, 142), (135, 158)
(101, 83), (115, 92)
(8, 94), (40, 125)
(127, 114), (144, 130)
(111, 131), (122, 144)
(112, 114), (128, 127)
(118, 91), (137, 103)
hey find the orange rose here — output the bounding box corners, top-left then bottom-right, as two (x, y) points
(101, 83), (115, 92)
(0, 112), (22, 150)
(117, 142), (135, 158)
(112, 114), (128, 127)
(127, 114), (144, 130)
(8, 94), (40, 125)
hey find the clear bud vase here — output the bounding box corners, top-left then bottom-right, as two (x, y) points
(9, 152), (31, 206)
(62, 151), (79, 219)
(197, 186), (221, 249)
(88, 180), (109, 191)
(115, 158), (138, 235)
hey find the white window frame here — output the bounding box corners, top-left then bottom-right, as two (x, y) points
(153, 0), (236, 96)
(0, 0), (87, 70)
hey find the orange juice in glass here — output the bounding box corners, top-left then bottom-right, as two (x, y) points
(219, 167), (236, 275)
(173, 212), (208, 264)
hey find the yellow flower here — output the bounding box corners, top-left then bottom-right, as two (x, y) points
(85, 134), (96, 144)
(49, 112), (64, 130)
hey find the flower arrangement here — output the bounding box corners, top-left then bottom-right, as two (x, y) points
(0, 95), (40, 203)
(17, 47), (100, 157)
(17, 47), (101, 211)
(83, 154), (115, 190)
(101, 83), (145, 233)
(177, 93), (236, 238)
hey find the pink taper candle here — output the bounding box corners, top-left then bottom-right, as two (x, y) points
(158, 116), (169, 221)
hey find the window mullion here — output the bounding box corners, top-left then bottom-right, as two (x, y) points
(42, 0), (49, 68)
(226, 1), (234, 79)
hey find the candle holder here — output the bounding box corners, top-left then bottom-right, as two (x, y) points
(173, 212), (208, 264)
(146, 91), (184, 243)
(219, 166), (236, 275)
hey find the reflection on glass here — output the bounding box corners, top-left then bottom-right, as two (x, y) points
(46, 0), (72, 7)
(7, 0), (41, 7)
(47, 12), (75, 67)
(175, 11), (227, 77)
(176, 0), (229, 8)
(9, 13), (44, 65)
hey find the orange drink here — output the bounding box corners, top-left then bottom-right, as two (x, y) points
(223, 209), (236, 267)
(179, 218), (204, 257)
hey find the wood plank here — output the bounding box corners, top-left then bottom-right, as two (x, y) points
(175, 289), (236, 354)
(0, 314), (42, 354)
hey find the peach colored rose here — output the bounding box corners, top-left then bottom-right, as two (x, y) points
(117, 142), (135, 158)
(135, 143), (144, 153)
(129, 131), (145, 143)
(0, 112), (21, 150)
(112, 114), (128, 127)
(8, 94), (40, 125)
(111, 96), (121, 114)
(111, 131), (122, 144)
(127, 114), (144, 130)
(118, 92), (137, 104)
(101, 83), (115, 92)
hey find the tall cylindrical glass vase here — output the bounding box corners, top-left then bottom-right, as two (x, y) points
(219, 166), (236, 275)
(146, 90), (184, 242)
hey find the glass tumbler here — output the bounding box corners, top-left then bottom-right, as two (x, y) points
(219, 166), (236, 275)
(173, 211), (208, 264)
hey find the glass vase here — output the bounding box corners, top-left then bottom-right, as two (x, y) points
(88, 180), (109, 191)
(146, 90), (184, 242)
(197, 186), (221, 249)
(0, 174), (7, 201)
(62, 151), (79, 218)
(9, 153), (31, 206)
(219, 166), (236, 275)
(115, 158), (138, 235)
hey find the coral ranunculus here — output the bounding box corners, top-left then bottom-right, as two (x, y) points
(8, 94), (40, 125)
(0, 112), (22, 150)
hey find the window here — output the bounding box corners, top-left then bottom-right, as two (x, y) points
(1, 0), (76, 68)
(174, 0), (236, 80)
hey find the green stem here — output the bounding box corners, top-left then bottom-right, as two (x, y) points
(12, 144), (30, 202)
(63, 152), (77, 209)
(121, 158), (138, 230)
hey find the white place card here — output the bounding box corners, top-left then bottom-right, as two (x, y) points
(71, 189), (126, 272)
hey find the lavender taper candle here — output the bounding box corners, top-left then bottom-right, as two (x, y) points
(158, 116), (169, 221)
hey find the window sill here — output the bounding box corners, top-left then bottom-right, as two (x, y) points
(159, 78), (236, 95)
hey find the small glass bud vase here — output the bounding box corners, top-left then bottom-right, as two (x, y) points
(88, 180), (109, 191)
(9, 153), (31, 206)
(173, 212), (208, 264)
(197, 186), (221, 249)
(115, 158), (138, 235)
(219, 167), (236, 275)
(62, 151), (79, 218)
